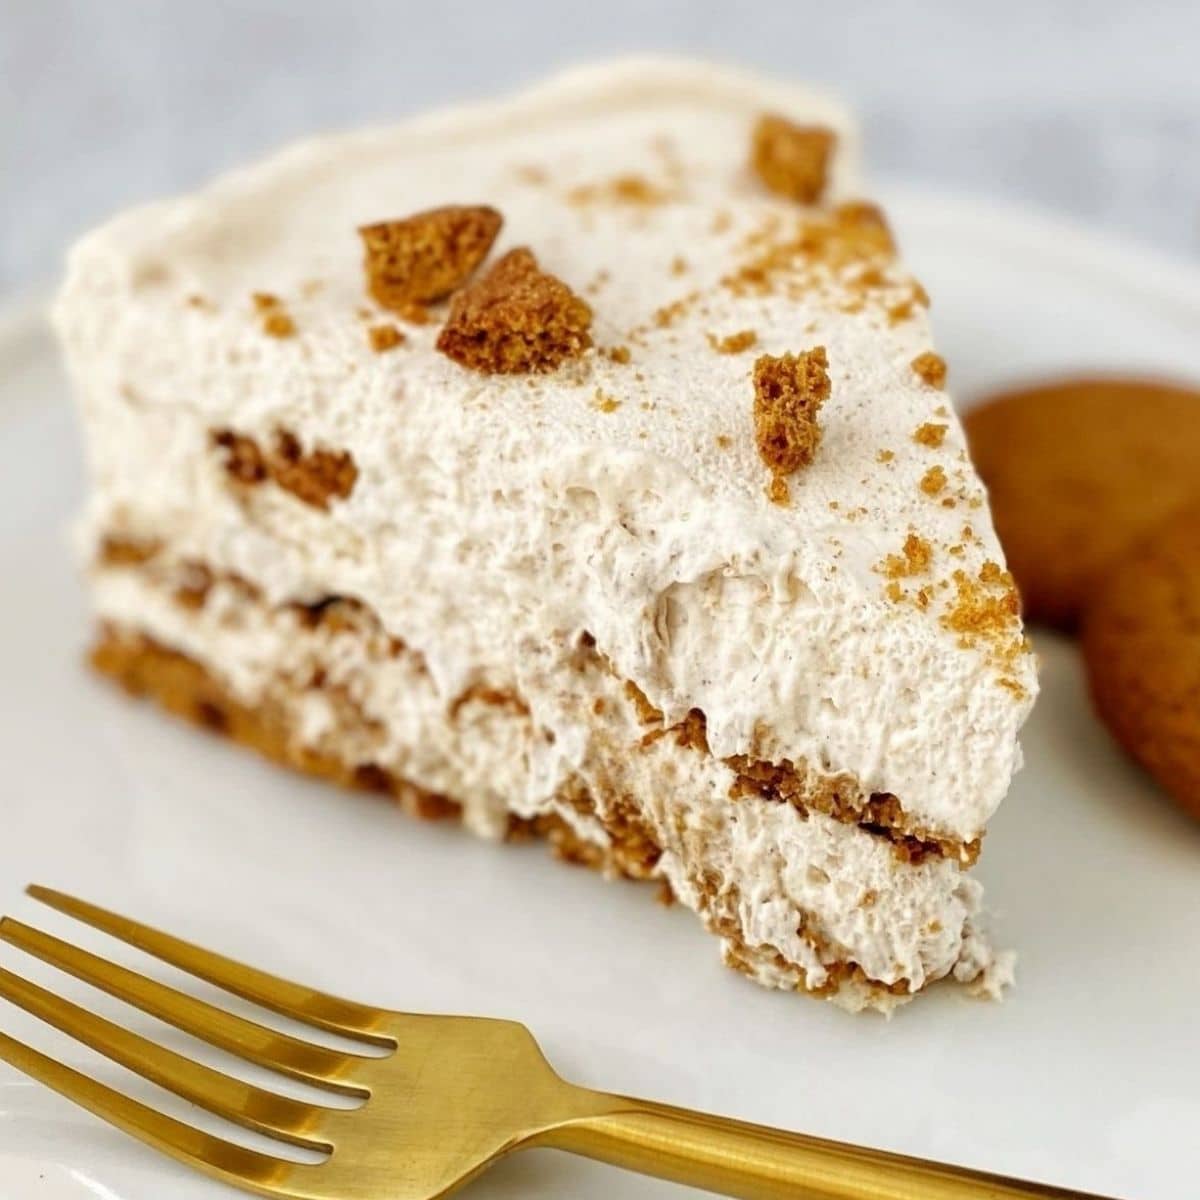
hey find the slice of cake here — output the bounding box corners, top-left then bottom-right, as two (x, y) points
(55, 59), (1036, 1012)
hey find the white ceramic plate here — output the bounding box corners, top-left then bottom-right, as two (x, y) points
(1, 184), (1198, 1200)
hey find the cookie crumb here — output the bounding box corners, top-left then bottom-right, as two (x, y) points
(766, 475), (791, 505)
(262, 311), (296, 338)
(670, 255), (689, 276)
(753, 347), (830, 493)
(920, 465), (947, 496)
(604, 345), (632, 364)
(877, 449), (895, 463)
(368, 323), (405, 353)
(360, 205), (502, 311)
(913, 422), (948, 448)
(912, 351), (947, 389)
(882, 533), (933, 579)
(652, 290), (701, 329)
(831, 202), (895, 256)
(251, 292), (297, 338)
(211, 430), (266, 484)
(568, 174), (672, 206)
(715, 434), (732, 449)
(436, 247), (593, 374)
(707, 329), (758, 355)
(212, 428), (356, 510)
(270, 430), (358, 509)
(593, 389), (622, 413)
(942, 563), (1022, 657)
(751, 114), (835, 203)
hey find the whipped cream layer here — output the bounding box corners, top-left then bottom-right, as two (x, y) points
(57, 60), (1035, 851)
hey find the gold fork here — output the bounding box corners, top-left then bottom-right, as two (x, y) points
(0, 885), (1115, 1200)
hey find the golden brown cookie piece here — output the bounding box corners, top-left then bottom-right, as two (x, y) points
(750, 115), (836, 204)
(359, 205), (502, 312)
(1082, 502), (1200, 820)
(436, 247), (592, 374)
(752, 346), (830, 504)
(963, 377), (1200, 628)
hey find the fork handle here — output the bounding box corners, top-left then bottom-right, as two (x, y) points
(545, 1095), (1118, 1200)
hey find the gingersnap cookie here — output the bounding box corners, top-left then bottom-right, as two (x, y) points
(964, 377), (1200, 628)
(1082, 501), (1200, 820)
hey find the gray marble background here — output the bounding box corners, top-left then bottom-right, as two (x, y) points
(3, 0), (1199, 301)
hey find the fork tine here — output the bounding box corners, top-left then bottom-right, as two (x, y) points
(0, 1028), (309, 1197)
(27, 887), (390, 1045)
(0, 965), (330, 1150)
(0, 918), (369, 1096)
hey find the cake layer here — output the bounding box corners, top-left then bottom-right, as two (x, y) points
(88, 547), (1012, 1012)
(56, 59), (1037, 848)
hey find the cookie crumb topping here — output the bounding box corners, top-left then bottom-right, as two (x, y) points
(722, 203), (896, 301)
(883, 533), (934, 579)
(942, 561), (1026, 689)
(877, 449), (895, 463)
(831, 202), (895, 256)
(368, 323), (405, 353)
(707, 329), (758, 355)
(913, 422), (947, 448)
(252, 292), (296, 338)
(360, 205), (502, 312)
(766, 475), (791, 506)
(568, 174), (673, 206)
(751, 114), (836, 203)
(753, 347), (830, 502)
(436, 247), (593, 374)
(652, 290), (702, 329)
(911, 351), (947, 389)
(920, 465), (947, 496)
(262, 311), (296, 338)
